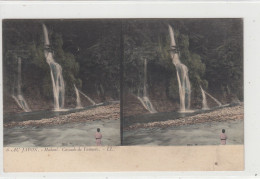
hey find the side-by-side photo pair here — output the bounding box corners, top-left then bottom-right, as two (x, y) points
(3, 19), (243, 147)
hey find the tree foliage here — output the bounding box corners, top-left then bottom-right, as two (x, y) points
(3, 19), (243, 108)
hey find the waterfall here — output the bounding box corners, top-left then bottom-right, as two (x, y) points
(42, 24), (65, 111)
(203, 89), (222, 107)
(137, 58), (157, 113)
(200, 85), (222, 108)
(78, 89), (96, 105)
(200, 86), (209, 110)
(143, 58), (148, 97)
(137, 96), (157, 113)
(17, 57), (22, 95)
(12, 57), (31, 112)
(74, 85), (82, 108)
(168, 25), (191, 112)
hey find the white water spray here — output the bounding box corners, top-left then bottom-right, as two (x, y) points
(78, 89), (96, 105)
(74, 84), (82, 108)
(202, 88), (222, 107)
(137, 58), (157, 113)
(42, 24), (65, 111)
(12, 57), (31, 112)
(168, 25), (191, 112)
(200, 86), (209, 110)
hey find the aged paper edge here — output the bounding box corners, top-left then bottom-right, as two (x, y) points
(4, 145), (244, 172)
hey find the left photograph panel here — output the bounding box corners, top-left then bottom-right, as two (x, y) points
(3, 19), (121, 147)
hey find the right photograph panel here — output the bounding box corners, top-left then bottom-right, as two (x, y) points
(122, 19), (243, 146)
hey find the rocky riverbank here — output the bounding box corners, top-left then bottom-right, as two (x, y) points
(4, 103), (120, 128)
(124, 104), (243, 131)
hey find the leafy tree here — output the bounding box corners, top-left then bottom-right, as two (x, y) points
(2, 19), (243, 112)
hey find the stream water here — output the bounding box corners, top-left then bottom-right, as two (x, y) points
(124, 104), (233, 127)
(123, 119), (243, 146)
(4, 101), (120, 147)
(4, 118), (120, 147)
(3, 101), (117, 123)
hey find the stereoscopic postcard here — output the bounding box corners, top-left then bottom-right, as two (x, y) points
(1, 1), (259, 176)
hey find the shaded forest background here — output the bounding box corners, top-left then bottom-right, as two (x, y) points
(2, 19), (243, 114)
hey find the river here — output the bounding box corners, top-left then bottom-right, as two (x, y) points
(4, 118), (120, 147)
(123, 119), (243, 145)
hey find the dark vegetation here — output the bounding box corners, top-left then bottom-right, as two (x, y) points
(2, 19), (243, 113)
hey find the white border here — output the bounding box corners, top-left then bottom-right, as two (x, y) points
(1, 1), (260, 178)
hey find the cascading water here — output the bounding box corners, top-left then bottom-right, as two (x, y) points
(12, 57), (31, 112)
(42, 24), (65, 111)
(168, 25), (191, 112)
(137, 58), (157, 113)
(74, 84), (82, 108)
(202, 87), (222, 107)
(78, 89), (96, 105)
(200, 86), (209, 110)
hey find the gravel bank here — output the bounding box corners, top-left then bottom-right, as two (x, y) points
(124, 105), (243, 130)
(4, 103), (120, 128)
